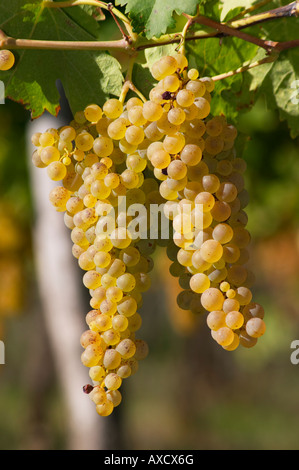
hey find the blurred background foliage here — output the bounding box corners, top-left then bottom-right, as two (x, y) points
(0, 86), (298, 450)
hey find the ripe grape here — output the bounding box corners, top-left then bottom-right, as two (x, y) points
(0, 50), (15, 71)
(206, 310), (226, 331)
(213, 326), (234, 346)
(201, 288), (224, 312)
(225, 311), (244, 330)
(31, 54), (266, 416)
(84, 104), (103, 123)
(246, 317), (266, 338)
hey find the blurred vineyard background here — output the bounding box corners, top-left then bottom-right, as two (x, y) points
(0, 16), (299, 447)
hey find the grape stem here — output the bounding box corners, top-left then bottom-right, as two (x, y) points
(119, 54), (147, 104)
(227, 0), (299, 30)
(0, 30), (130, 52)
(106, 2), (131, 44)
(183, 13), (278, 53)
(137, 1), (299, 50)
(211, 53), (278, 82)
(1, 1), (299, 56)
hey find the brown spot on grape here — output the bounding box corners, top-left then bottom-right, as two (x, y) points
(83, 384), (94, 394)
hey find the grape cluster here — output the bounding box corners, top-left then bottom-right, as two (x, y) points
(145, 54), (266, 351)
(31, 100), (157, 416)
(31, 51), (266, 415)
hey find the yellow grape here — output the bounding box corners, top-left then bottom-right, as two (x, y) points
(0, 50), (15, 70)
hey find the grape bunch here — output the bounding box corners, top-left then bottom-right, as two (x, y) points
(31, 51), (266, 416)
(31, 100), (157, 416)
(145, 54), (266, 351)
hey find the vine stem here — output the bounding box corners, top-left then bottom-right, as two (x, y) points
(0, 30), (129, 51)
(211, 53), (278, 81)
(176, 16), (194, 80)
(184, 13), (276, 52)
(229, 0), (299, 30)
(1, 27), (298, 55)
(0, 1), (298, 76)
(106, 2), (130, 43)
(136, 1), (299, 50)
(227, 0), (273, 23)
(274, 39), (299, 51)
(119, 55), (147, 104)
(178, 17), (193, 57)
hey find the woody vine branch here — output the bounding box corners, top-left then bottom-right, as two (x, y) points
(0, 0), (298, 81)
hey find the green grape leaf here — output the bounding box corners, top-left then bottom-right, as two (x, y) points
(200, 0), (223, 20)
(240, 18), (299, 138)
(248, 19), (299, 138)
(187, 7), (299, 139)
(187, 36), (259, 124)
(115, 0), (199, 38)
(144, 43), (178, 68)
(198, 0), (260, 21)
(0, 0), (123, 118)
(219, 0), (260, 20)
(252, 50), (299, 139)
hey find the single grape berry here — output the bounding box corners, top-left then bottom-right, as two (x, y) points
(0, 50), (15, 71)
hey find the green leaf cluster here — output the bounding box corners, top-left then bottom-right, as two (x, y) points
(0, 0), (123, 118)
